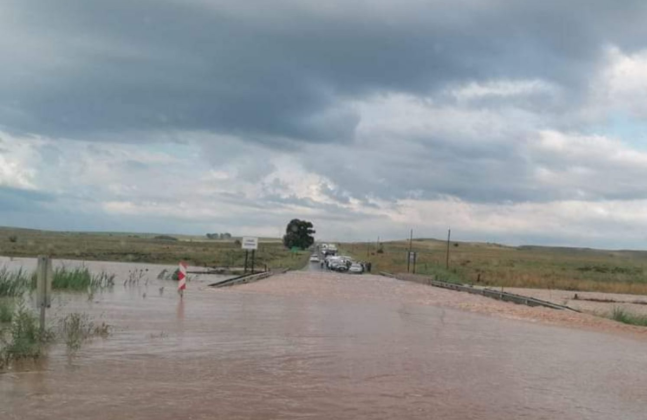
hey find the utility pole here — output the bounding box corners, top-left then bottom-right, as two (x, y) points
(409, 229), (413, 251)
(445, 229), (451, 269)
(407, 229), (413, 272)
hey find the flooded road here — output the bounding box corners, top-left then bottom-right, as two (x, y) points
(1, 258), (647, 419)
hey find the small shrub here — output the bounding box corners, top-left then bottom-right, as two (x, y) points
(153, 235), (178, 241)
(8, 235), (17, 243)
(61, 313), (90, 350)
(60, 313), (110, 351)
(94, 322), (110, 338)
(5, 304), (46, 360)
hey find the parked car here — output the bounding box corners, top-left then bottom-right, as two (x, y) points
(325, 255), (340, 268)
(328, 257), (349, 272)
(333, 262), (349, 272)
(310, 255), (320, 263)
(349, 263), (364, 274)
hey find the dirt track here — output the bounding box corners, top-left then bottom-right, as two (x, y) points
(232, 271), (647, 340)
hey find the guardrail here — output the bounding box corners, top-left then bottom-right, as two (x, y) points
(209, 268), (289, 288)
(383, 272), (580, 312)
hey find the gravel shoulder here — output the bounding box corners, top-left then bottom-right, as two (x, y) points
(225, 271), (647, 341)
(502, 287), (647, 317)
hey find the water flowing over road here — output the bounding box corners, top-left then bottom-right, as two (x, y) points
(1, 259), (646, 419)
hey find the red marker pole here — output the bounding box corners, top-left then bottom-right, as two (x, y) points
(178, 262), (187, 297)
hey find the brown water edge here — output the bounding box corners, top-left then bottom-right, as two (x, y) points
(1, 268), (646, 419)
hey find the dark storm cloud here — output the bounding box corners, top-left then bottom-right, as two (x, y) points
(3, 0), (647, 144)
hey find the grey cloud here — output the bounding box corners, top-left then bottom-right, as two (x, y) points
(319, 184), (352, 205)
(3, 0), (647, 144)
(302, 116), (647, 205)
(5, 0), (647, 247)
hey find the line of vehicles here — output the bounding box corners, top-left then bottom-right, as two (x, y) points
(309, 243), (368, 274)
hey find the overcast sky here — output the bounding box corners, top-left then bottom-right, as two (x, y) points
(2, 1), (647, 248)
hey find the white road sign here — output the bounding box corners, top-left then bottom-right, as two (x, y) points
(242, 237), (259, 250)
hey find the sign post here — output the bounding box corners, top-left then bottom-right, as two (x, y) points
(242, 237), (259, 274)
(36, 256), (53, 332)
(446, 229), (451, 269)
(178, 262), (187, 297)
(407, 251), (417, 274)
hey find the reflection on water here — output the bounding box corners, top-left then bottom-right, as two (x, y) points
(176, 297), (185, 324)
(1, 257), (647, 419)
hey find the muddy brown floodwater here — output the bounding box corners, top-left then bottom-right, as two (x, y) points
(1, 259), (647, 419)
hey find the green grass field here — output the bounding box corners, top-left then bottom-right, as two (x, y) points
(9, 225), (646, 295)
(340, 239), (647, 295)
(0, 226), (309, 271)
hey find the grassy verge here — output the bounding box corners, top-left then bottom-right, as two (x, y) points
(419, 265), (464, 284)
(610, 307), (647, 327)
(339, 240), (647, 295)
(263, 250), (311, 271)
(0, 227), (301, 268)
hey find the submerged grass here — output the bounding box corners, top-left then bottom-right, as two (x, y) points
(0, 268), (30, 297)
(2, 265), (116, 295)
(611, 307), (647, 327)
(0, 303), (53, 368)
(29, 266), (116, 291)
(60, 313), (110, 351)
(0, 299), (15, 323)
(1, 305), (111, 370)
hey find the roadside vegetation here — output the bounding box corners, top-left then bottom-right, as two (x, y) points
(37, 267), (116, 291)
(610, 307), (647, 327)
(340, 239), (647, 295)
(1, 302), (49, 369)
(0, 263), (118, 369)
(2, 266), (116, 295)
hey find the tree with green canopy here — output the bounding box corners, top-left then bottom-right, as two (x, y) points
(282, 219), (315, 250)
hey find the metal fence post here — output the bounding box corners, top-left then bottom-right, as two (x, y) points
(36, 256), (52, 332)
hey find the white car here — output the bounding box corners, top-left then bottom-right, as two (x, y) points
(348, 263), (364, 274)
(309, 255), (320, 263)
